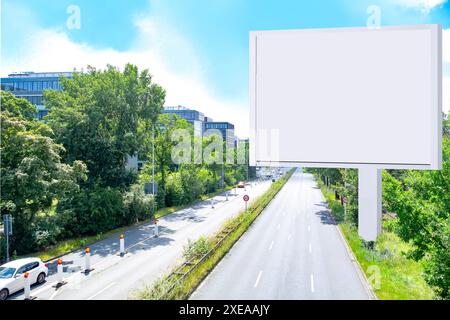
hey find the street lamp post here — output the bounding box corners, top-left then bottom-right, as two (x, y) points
(152, 128), (156, 214)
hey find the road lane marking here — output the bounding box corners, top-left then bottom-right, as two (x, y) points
(49, 288), (60, 300)
(277, 224), (281, 229)
(287, 234), (292, 241)
(269, 241), (274, 251)
(308, 225), (311, 232)
(254, 271), (263, 288)
(310, 274), (315, 293)
(309, 243), (312, 253)
(87, 282), (116, 300)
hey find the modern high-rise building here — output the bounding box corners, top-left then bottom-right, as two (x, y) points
(162, 105), (205, 137)
(1, 71), (73, 120)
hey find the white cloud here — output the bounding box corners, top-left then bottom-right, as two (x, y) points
(2, 15), (249, 138)
(394, 0), (448, 13)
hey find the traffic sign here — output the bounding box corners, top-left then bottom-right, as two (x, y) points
(243, 195), (249, 202)
(3, 214), (12, 235)
(145, 182), (158, 195)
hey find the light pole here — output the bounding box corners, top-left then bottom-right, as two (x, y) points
(3, 214), (12, 262)
(221, 163), (224, 189)
(152, 127), (156, 215)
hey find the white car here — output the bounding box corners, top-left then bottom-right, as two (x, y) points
(0, 258), (48, 300)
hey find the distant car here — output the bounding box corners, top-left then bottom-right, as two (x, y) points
(237, 181), (245, 188)
(0, 258), (48, 300)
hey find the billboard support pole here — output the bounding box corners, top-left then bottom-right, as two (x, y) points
(358, 168), (382, 242)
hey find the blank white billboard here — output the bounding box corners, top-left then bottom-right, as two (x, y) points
(249, 25), (442, 169)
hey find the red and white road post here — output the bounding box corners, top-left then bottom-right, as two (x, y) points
(57, 259), (63, 284)
(84, 247), (91, 273)
(120, 234), (125, 256)
(23, 272), (31, 300)
(154, 218), (159, 237)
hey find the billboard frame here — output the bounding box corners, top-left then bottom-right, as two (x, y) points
(249, 24), (442, 170)
(249, 25), (443, 241)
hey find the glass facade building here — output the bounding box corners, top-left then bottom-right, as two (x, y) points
(204, 121), (235, 147)
(162, 105), (205, 137)
(1, 71), (73, 120)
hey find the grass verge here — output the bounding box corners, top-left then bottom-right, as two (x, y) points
(21, 185), (234, 262)
(133, 169), (295, 300)
(318, 181), (436, 300)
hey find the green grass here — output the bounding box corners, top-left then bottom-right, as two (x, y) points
(20, 185), (234, 262)
(318, 182), (436, 300)
(133, 170), (295, 300)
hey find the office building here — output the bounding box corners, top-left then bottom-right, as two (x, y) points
(1, 71), (73, 120)
(204, 121), (235, 147)
(162, 105), (205, 137)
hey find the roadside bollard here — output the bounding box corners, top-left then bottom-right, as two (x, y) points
(154, 223), (159, 237)
(120, 234), (125, 256)
(226, 192), (229, 201)
(57, 259), (64, 284)
(84, 247), (91, 274)
(211, 199), (215, 209)
(24, 272), (31, 300)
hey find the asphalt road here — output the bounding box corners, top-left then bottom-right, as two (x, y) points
(9, 179), (272, 300)
(191, 169), (372, 300)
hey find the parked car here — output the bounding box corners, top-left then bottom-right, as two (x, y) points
(237, 181), (245, 188)
(0, 258), (48, 300)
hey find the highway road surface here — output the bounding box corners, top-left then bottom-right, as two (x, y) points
(8, 179), (272, 300)
(191, 169), (373, 300)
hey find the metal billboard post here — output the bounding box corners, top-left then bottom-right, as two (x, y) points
(358, 168), (382, 242)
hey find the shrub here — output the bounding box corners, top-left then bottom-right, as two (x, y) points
(183, 236), (211, 261)
(57, 186), (124, 237)
(34, 215), (62, 249)
(122, 184), (155, 225)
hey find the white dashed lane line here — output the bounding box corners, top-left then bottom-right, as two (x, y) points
(87, 282), (116, 300)
(254, 271), (263, 288)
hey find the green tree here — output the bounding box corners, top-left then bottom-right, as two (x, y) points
(0, 91), (87, 254)
(45, 64), (165, 189)
(383, 137), (450, 299)
(142, 114), (190, 207)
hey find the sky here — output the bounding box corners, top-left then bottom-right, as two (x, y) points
(1, 0), (449, 137)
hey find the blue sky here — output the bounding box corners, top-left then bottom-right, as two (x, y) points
(1, 0), (449, 136)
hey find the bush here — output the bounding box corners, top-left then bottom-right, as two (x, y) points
(57, 186), (124, 238)
(183, 236), (211, 261)
(165, 167), (205, 207)
(122, 184), (155, 225)
(34, 215), (62, 249)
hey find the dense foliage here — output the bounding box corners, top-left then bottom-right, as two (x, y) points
(1, 64), (253, 260)
(307, 114), (450, 299)
(0, 91), (87, 253)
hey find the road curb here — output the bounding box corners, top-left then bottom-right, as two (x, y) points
(319, 188), (378, 300)
(40, 186), (242, 264)
(335, 222), (379, 300)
